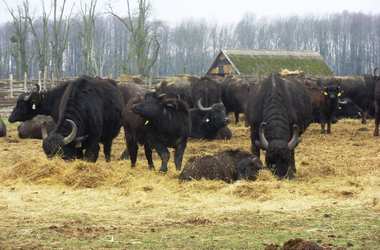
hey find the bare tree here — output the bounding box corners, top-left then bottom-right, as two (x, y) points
(107, 0), (161, 76)
(4, 0), (31, 79)
(49, 0), (74, 79)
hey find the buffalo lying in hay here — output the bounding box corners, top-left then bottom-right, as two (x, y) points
(179, 149), (263, 182)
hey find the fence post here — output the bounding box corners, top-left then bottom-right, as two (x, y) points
(38, 71), (43, 90)
(10, 74), (13, 98)
(63, 71), (66, 81)
(51, 70), (54, 87)
(149, 67), (153, 91)
(24, 72), (27, 91)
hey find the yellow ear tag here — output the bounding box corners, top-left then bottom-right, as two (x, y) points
(76, 142), (82, 148)
(32, 103), (36, 110)
(145, 120), (149, 125)
(324, 92), (328, 95)
(338, 93), (341, 96)
(206, 118), (209, 122)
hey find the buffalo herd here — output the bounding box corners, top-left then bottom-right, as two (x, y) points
(4, 68), (380, 181)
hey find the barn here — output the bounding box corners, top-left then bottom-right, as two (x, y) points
(205, 48), (334, 79)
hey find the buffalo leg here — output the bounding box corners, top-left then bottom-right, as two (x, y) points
(174, 139), (188, 171)
(288, 149), (296, 180)
(118, 148), (130, 160)
(127, 139), (138, 168)
(374, 102), (379, 136)
(327, 122), (332, 134)
(144, 144), (155, 170)
(362, 110), (367, 124)
(320, 123), (326, 134)
(234, 111), (240, 124)
(84, 143), (100, 162)
(103, 140), (113, 162)
(150, 141), (170, 173)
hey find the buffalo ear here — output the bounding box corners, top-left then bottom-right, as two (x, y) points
(164, 100), (178, 109)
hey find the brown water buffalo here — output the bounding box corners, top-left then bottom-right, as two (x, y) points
(122, 92), (191, 173)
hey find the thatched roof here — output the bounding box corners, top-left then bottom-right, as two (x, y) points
(205, 48), (334, 78)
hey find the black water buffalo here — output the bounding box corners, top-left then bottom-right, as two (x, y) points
(373, 68), (380, 136)
(334, 98), (362, 119)
(308, 85), (345, 134)
(190, 99), (230, 140)
(0, 118), (6, 137)
(8, 81), (72, 123)
(18, 115), (55, 139)
(156, 75), (230, 140)
(155, 75), (199, 107)
(179, 149), (263, 182)
(191, 76), (220, 108)
(42, 75), (124, 162)
(118, 82), (150, 107)
(219, 75), (253, 124)
(122, 92), (191, 173)
(317, 74), (376, 124)
(246, 72), (312, 179)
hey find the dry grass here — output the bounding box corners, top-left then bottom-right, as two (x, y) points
(0, 117), (380, 248)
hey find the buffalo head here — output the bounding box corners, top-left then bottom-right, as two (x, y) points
(8, 83), (41, 123)
(255, 122), (300, 179)
(42, 119), (88, 160)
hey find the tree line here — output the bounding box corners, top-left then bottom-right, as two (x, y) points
(0, 0), (379, 80)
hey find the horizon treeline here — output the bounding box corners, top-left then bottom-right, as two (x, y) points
(0, 1), (379, 80)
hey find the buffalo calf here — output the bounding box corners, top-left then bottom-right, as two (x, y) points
(179, 149), (263, 182)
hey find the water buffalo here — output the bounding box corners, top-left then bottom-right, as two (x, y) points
(122, 92), (191, 173)
(179, 149), (263, 182)
(246, 72), (312, 180)
(219, 75), (253, 124)
(334, 98), (362, 119)
(156, 75), (230, 140)
(18, 115), (55, 139)
(155, 75), (199, 107)
(118, 82), (150, 107)
(0, 118), (6, 137)
(317, 74), (376, 124)
(190, 99), (230, 140)
(373, 68), (380, 136)
(308, 85), (345, 134)
(42, 75), (124, 162)
(8, 81), (72, 123)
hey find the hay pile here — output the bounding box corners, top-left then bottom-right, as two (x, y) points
(116, 74), (142, 85)
(0, 118), (380, 221)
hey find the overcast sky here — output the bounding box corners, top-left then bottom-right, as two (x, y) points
(0, 0), (379, 25)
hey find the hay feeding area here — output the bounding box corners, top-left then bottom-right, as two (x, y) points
(0, 117), (380, 249)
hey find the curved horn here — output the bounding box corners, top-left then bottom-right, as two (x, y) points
(157, 93), (166, 98)
(374, 67), (379, 77)
(258, 122), (269, 150)
(35, 83), (41, 92)
(41, 121), (48, 140)
(338, 99), (348, 105)
(288, 125), (299, 150)
(197, 98), (212, 111)
(23, 84), (36, 101)
(63, 119), (77, 145)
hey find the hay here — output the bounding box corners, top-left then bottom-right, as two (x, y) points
(0, 118), (380, 223)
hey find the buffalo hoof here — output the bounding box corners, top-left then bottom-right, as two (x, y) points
(149, 164), (155, 170)
(158, 168), (167, 174)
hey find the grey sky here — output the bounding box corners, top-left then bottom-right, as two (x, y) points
(1, 0), (378, 25)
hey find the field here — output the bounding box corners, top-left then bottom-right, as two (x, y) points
(0, 116), (380, 249)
